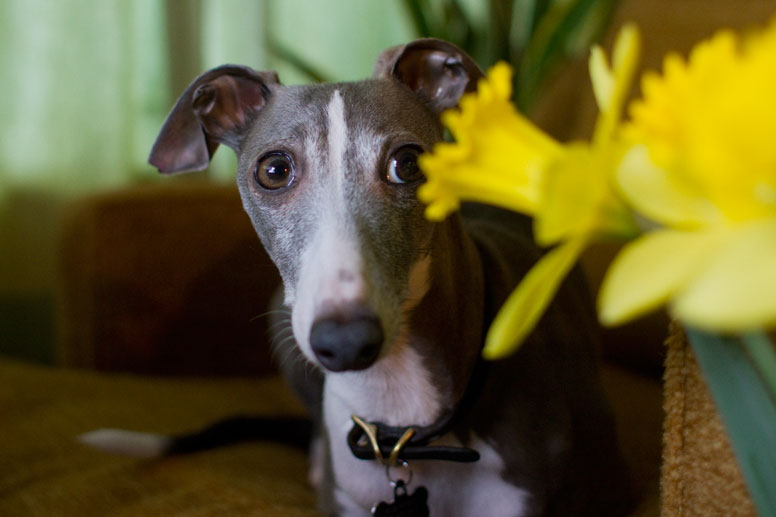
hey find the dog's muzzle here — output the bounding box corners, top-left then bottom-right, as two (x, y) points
(309, 312), (383, 371)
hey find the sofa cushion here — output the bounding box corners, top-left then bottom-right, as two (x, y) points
(57, 182), (282, 376)
(662, 324), (757, 516)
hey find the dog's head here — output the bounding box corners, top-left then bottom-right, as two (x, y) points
(150, 39), (482, 373)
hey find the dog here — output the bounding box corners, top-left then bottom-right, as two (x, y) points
(85, 39), (634, 516)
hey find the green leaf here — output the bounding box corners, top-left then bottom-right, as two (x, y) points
(402, 0), (436, 37)
(486, 0), (514, 65)
(447, 0), (476, 55)
(741, 332), (776, 409)
(515, 0), (617, 111)
(509, 0), (551, 55)
(687, 328), (776, 517)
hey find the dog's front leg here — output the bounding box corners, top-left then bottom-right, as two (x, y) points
(332, 488), (372, 517)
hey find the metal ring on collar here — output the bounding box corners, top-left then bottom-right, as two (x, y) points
(385, 460), (413, 487)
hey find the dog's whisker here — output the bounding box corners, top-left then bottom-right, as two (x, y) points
(269, 329), (294, 344)
(267, 319), (292, 332)
(270, 335), (295, 354)
(249, 308), (291, 323)
(274, 341), (303, 369)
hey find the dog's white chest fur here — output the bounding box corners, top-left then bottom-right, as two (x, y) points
(323, 347), (529, 516)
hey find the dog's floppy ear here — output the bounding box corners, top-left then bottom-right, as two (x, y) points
(149, 65), (280, 174)
(374, 38), (483, 113)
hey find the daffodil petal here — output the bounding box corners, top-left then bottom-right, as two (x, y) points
(483, 236), (589, 359)
(589, 46), (614, 112)
(592, 24), (641, 144)
(673, 219), (776, 331)
(616, 144), (720, 228)
(535, 145), (602, 245)
(613, 24), (640, 72)
(598, 228), (721, 326)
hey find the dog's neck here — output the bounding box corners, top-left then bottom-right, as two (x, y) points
(325, 214), (485, 427)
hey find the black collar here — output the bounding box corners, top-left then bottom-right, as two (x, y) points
(346, 358), (488, 464)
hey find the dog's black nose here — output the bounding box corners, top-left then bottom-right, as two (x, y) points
(309, 313), (383, 372)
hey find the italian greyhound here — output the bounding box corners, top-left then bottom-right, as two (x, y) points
(85, 39), (634, 516)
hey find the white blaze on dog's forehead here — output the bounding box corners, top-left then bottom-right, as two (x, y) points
(327, 89), (348, 182)
(327, 87), (388, 188)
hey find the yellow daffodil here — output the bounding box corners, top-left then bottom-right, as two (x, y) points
(600, 20), (776, 332)
(418, 62), (560, 220)
(419, 25), (641, 359)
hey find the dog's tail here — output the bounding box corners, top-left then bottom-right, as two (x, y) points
(78, 415), (313, 458)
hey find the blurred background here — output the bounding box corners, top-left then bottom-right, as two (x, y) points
(0, 0), (619, 365)
(1, 0), (772, 368)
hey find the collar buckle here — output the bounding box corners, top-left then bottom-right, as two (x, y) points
(351, 415), (415, 466)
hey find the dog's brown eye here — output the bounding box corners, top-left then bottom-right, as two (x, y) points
(254, 152), (295, 190)
(386, 146), (424, 184)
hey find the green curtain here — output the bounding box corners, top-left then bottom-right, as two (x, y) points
(0, 0), (415, 195)
(0, 0), (169, 195)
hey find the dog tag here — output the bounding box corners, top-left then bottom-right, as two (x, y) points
(373, 480), (429, 517)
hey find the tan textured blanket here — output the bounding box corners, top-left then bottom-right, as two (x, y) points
(0, 359), (317, 516)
